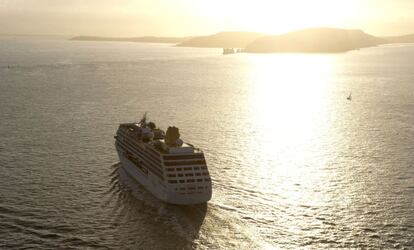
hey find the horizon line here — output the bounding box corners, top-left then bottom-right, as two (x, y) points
(1, 27), (414, 39)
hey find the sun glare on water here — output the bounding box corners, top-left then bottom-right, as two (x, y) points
(248, 54), (336, 138)
(243, 53), (339, 194)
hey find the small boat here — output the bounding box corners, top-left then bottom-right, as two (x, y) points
(347, 92), (352, 100)
(223, 48), (235, 55)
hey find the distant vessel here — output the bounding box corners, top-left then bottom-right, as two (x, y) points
(347, 92), (352, 100)
(223, 48), (235, 55)
(114, 114), (212, 205)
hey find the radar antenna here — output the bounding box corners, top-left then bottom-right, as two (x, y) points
(139, 112), (147, 127)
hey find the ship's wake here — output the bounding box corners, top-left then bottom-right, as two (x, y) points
(103, 163), (208, 248)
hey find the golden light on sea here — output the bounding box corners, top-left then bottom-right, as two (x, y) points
(244, 53), (338, 197)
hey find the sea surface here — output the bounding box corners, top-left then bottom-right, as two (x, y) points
(0, 36), (413, 249)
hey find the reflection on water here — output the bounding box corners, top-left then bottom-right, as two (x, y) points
(246, 54), (335, 189)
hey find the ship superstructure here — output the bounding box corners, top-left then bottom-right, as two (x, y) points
(114, 114), (212, 205)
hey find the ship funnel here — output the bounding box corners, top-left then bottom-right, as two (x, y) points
(165, 126), (180, 146)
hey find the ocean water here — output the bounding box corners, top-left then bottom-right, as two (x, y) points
(0, 36), (413, 249)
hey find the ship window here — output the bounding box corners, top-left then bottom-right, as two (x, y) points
(202, 172), (208, 175)
(195, 173), (201, 176)
(179, 180), (185, 183)
(165, 159), (206, 166)
(187, 179), (195, 183)
(167, 174), (176, 177)
(188, 187), (195, 190)
(184, 167), (192, 171)
(204, 178), (211, 181)
(185, 173), (193, 177)
(197, 179), (203, 182)
(180, 187), (186, 190)
(178, 174), (184, 177)
(198, 186), (204, 189)
(167, 168), (175, 172)
(163, 154), (204, 160)
(201, 166), (207, 170)
(168, 180), (177, 184)
(176, 168), (182, 171)
(194, 167), (200, 170)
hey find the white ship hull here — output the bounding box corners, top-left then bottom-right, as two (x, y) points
(116, 146), (211, 205)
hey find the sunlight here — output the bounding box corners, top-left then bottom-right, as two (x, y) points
(233, 54), (342, 235)
(244, 54), (338, 190)
(194, 0), (359, 34)
(248, 54), (335, 134)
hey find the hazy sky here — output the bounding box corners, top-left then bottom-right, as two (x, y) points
(0, 0), (413, 36)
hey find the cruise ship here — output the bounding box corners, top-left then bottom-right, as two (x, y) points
(114, 114), (212, 205)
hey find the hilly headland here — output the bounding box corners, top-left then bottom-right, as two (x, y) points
(70, 28), (414, 53)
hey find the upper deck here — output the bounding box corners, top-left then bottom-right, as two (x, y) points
(116, 123), (203, 156)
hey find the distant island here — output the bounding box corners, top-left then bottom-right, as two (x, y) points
(70, 36), (191, 44)
(244, 28), (384, 53)
(175, 31), (263, 48)
(70, 28), (414, 53)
